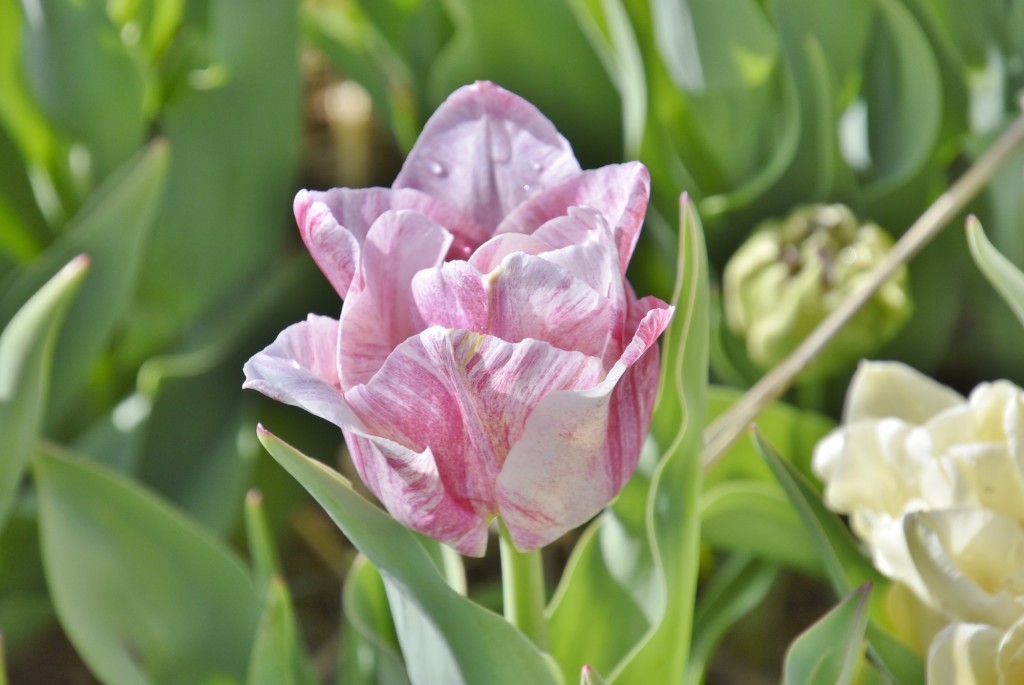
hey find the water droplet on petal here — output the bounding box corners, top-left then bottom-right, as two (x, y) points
(428, 160), (447, 177)
(531, 161), (543, 173)
(522, 184), (532, 192)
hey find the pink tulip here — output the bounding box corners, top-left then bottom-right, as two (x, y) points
(245, 82), (672, 556)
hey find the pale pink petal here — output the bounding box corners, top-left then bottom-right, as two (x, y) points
(243, 316), (361, 430)
(344, 430), (490, 556)
(338, 211), (452, 390)
(495, 162), (647, 272)
(497, 304), (673, 550)
(531, 206), (612, 251)
(393, 81), (581, 233)
(495, 163), (650, 273)
(295, 188), (487, 298)
(468, 233), (551, 273)
(409, 261), (489, 333)
(345, 327), (604, 532)
(489, 252), (614, 360)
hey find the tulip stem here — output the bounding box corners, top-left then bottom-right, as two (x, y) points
(498, 520), (548, 650)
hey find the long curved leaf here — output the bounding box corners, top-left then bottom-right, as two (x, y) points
(0, 255), (87, 529)
(256, 428), (561, 685)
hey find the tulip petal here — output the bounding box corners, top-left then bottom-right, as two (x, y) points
(495, 163), (650, 273)
(295, 188), (487, 298)
(928, 622), (1001, 685)
(394, 81), (581, 233)
(343, 430), (490, 556)
(410, 261), (489, 333)
(338, 210), (453, 390)
(497, 304), (673, 550)
(345, 327), (605, 534)
(845, 361), (963, 424)
(489, 252), (614, 360)
(243, 316), (360, 430)
(905, 509), (1024, 628)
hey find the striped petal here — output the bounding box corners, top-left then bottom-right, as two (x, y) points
(497, 303), (673, 550)
(338, 210), (452, 390)
(242, 315), (359, 430)
(344, 327), (605, 545)
(295, 187), (485, 298)
(495, 163), (650, 273)
(393, 81), (581, 233)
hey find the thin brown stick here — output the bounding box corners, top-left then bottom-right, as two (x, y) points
(702, 105), (1024, 471)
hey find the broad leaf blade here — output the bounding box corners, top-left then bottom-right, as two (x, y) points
(783, 584), (871, 685)
(0, 141), (168, 421)
(0, 255), (87, 528)
(34, 446), (262, 685)
(755, 430), (923, 683)
(256, 428), (560, 685)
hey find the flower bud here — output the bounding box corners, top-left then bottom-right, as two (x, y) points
(723, 204), (911, 380)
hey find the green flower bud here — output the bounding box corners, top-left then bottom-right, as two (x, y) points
(723, 204), (911, 380)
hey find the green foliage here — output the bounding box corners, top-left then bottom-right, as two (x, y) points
(783, 584), (871, 685)
(547, 196), (708, 683)
(257, 428), (561, 685)
(0, 256), (87, 529)
(34, 446), (263, 685)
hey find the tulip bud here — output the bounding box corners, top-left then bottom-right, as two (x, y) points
(723, 204), (911, 380)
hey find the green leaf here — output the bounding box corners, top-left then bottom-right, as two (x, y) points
(0, 141), (168, 423)
(256, 428), (561, 685)
(0, 255), (87, 528)
(34, 446), (262, 685)
(685, 554), (777, 685)
(246, 577), (317, 685)
(545, 195), (708, 683)
(783, 584), (871, 685)
(650, 0), (778, 94)
(754, 430), (924, 684)
(565, 0), (646, 158)
(701, 481), (821, 574)
(339, 556), (410, 685)
(22, 0), (147, 182)
(244, 489), (281, 592)
(862, 0), (942, 202)
(966, 216), (1024, 329)
(124, 0), (300, 363)
(608, 194), (708, 683)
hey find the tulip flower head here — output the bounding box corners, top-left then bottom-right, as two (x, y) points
(244, 82), (672, 556)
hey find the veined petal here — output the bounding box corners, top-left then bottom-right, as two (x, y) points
(242, 316), (360, 430)
(295, 188), (486, 298)
(845, 361), (964, 424)
(344, 430), (490, 556)
(468, 233), (551, 274)
(345, 327), (604, 530)
(905, 508), (1024, 628)
(393, 81), (581, 233)
(495, 163), (650, 273)
(928, 622), (1001, 685)
(410, 260), (489, 333)
(338, 210), (452, 390)
(497, 304), (673, 551)
(489, 252), (613, 360)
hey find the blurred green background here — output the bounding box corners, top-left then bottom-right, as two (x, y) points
(3, 0), (1024, 682)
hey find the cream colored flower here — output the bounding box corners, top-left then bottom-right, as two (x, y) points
(812, 361), (1024, 682)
